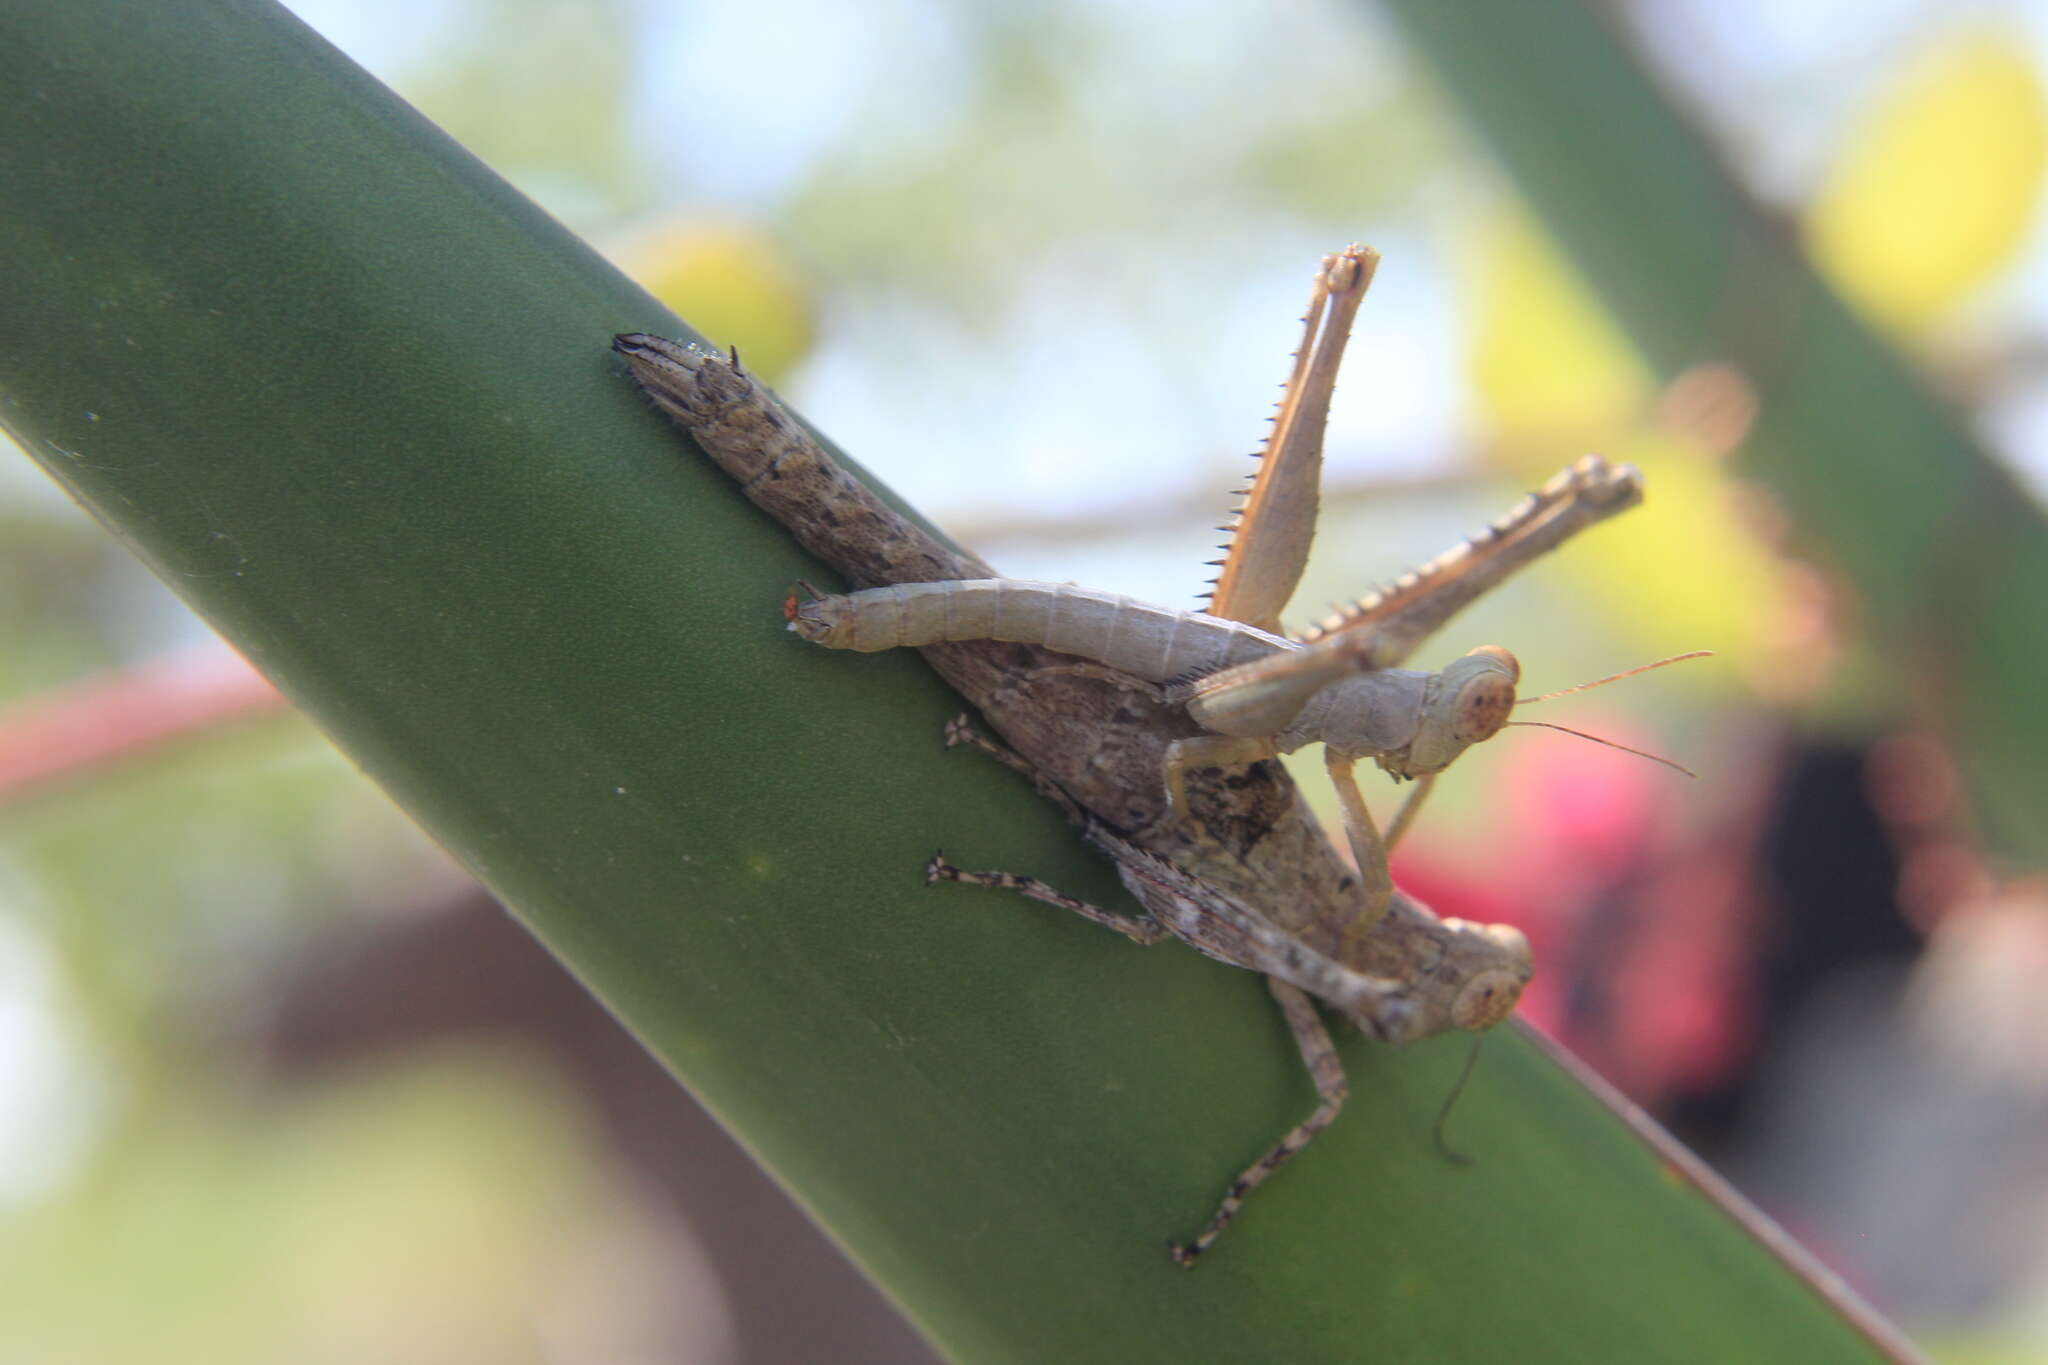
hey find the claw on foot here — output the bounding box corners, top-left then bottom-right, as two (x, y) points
(924, 852), (956, 886)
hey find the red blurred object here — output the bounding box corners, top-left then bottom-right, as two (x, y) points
(1392, 720), (1756, 1109)
(0, 645), (287, 800)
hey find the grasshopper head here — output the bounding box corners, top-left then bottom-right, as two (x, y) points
(1373, 907), (1532, 1040)
(1441, 920), (1532, 1032)
(1387, 645), (1520, 777)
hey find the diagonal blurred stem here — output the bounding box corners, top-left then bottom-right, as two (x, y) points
(1379, 0), (2048, 860)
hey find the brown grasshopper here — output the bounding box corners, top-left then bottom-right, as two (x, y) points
(613, 245), (1653, 1263)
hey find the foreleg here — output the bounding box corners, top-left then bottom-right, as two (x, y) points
(1382, 772), (1437, 853)
(1324, 751), (1393, 927)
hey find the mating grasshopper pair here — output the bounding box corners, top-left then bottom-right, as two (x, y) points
(615, 245), (1664, 1263)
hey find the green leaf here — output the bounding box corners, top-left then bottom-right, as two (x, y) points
(0, 2), (1913, 1359)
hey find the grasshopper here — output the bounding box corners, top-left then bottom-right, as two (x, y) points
(613, 245), (1653, 1263)
(786, 453), (1645, 921)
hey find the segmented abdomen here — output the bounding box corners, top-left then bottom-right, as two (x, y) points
(790, 580), (1290, 683)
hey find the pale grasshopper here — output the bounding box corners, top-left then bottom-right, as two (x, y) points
(613, 245), (1654, 1263)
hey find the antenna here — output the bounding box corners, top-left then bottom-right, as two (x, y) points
(1516, 650), (1713, 706)
(1432, 1034), (1485, 1165)
(1504, 721), (1698, 778)
(1502, 649), (1710, 778)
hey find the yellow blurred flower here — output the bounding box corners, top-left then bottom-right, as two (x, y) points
(608, 220), (814, 382)
(1457, 28), (2047, 685)
(1807, 32), (2048, 335)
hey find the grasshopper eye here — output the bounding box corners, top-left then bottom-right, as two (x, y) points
(1451, 648), (1519, 744)
(1443, 921), (1529, 1031)
(1450, 966), (1526, 1031)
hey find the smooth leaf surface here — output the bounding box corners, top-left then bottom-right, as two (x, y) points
(1, 3), (1910, 1360)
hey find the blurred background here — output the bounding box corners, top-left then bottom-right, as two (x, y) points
(5, 0), (2048, 1360)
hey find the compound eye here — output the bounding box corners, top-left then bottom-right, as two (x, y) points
(1453, 672), (1517, 744)
(1451, 967), (1526, 1032)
